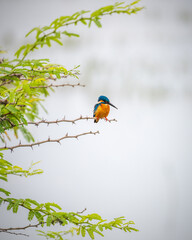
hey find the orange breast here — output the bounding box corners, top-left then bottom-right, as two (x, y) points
(95, 103), (110, 119)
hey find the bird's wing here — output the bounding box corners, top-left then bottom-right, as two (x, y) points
(93, 103), (101, 117)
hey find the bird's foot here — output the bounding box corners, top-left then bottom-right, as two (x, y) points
(105, 117), (109, 121)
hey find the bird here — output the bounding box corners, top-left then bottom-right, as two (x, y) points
(93, 95), (118, 123)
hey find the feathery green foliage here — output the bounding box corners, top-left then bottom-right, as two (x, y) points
(0, 1), (143, 239)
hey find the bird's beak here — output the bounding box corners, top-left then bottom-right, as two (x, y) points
(109, 102), (118, 109)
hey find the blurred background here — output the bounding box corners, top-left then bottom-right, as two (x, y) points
(0, 0), (192, 239)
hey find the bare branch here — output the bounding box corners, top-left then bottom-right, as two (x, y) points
(0, 223), (41, 232)
(0, 222), (44, 237)
(29, 83), (85, 89)
(19, 116), (117, 126)
(1, 131), (99, 151)
(16, 83), (85, 92)
(0, 230), (29, 237)
(76, 208), (87, 214)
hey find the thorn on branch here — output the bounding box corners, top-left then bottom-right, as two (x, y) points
(18, 116), (116, 127)
(1, 131), (99, 151)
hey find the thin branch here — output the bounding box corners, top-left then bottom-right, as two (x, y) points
(0, 99), (26, 107)
(15, 83), (85, 92)
(19, 116), (117, 126)
(29, 83), (85, 89)
(0, 223), (42, 232)
(0, 222), (44, 237)
(76, 208), (87, 214)
(0, 229), (29, 237)
(1, 131), (99, 151)
(0, 80), (12, 87)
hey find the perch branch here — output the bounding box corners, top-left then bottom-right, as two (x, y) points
(19, 116), (117, 126)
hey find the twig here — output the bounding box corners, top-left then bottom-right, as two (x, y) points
(0, 222), (44, 237)
(29, 83), (85, 89)
(0, 223), (42, 232)
(0, 80), (12, 87)
(1, 131), (100, 151)
(16, 83), (85, 92)
(0, 99), (26, 107)
(19, 116), (117, 126)
(0, 230), (29, 237)
(76, 208), (87, 214)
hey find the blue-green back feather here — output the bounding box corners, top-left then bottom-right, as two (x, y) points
(93, 102), (101, 117)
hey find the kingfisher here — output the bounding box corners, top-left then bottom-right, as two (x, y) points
(93, 95), (118, 123)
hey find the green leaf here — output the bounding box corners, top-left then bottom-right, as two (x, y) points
(6, 105), (19, 115)
(25, 198), (39, 206)
(0, 176), (8, 182)
(9, 91), (15, 103)
(49, 37), (63, 45)
(28, 210), (35, 221)
(131, 0), (140, 6)
(20, 115), (28, 125)
(87, 228), (95, 239)
(46, 215), (52, 226)
(25, 27), (40, 37)
(98, 225), (103, 232)
(94, 229), (104, 237)
(34, 211), (43, 221)
(88, 20), (92, 27)
(19, 126), (35, 142)
(62, 31), (80, 38)
(0, 198), (3, 205)
(88, 213), (102, 220)
(7, 202), (14, 210)
(100, 5), (114, 12)
(23, 200), (31, 208)
(93, 18), (102, 28)
(80, 18), (87, 25)
(15, 45), (26, 58)
(81, 227), (86, 237)
(91, 10), (101, 18)
(46, 38), (51, 47)
(46, 202), (62, 210)
(0, 188), (10, 196)
(13, 199), (22, 213)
